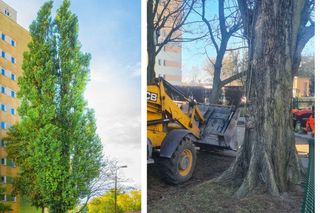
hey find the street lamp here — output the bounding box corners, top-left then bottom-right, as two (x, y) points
(114, 165), (127, 213)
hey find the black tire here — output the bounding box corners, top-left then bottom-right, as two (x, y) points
(159, 135), (197, 185)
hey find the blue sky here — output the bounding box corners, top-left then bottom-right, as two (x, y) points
(182, 0), (314, 82)
(6, 0), (141, 187)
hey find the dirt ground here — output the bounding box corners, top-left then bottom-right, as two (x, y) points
(147, 129), (309, 213)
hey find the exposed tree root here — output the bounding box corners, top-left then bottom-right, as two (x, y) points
(215, 128), (302, 199)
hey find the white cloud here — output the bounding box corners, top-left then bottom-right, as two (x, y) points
(127, 62), (141, 78)
(85, 59), (141, 186)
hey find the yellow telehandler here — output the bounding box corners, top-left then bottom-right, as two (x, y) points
(147, 78), (239, 184)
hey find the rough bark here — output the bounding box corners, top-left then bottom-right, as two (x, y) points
(217, 0), (310, 198)
(147, 0), (156, 84)
(209, 74), (221, 104)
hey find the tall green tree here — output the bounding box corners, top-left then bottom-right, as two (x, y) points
(5, 1), (103, 212)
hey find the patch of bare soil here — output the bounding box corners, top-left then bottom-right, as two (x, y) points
(147, 150), (303, 213)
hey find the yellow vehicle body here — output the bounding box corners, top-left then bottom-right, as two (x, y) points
(147, 80), (204, 148)
(147, 78), (239, 184)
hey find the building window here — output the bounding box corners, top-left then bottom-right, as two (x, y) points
(1, 87), (5, 94)
(6, 195), (15, 202)
(8, 160), (15, 168)
(1, 34), (4, 41)
(1, 104), (6, 111)
(11, 57), (15, 64)
(11, 108), (15, 115)
(1, 122), (6, 129)
(1, 51), (5, 58)
(0, 140), (5, 147)
(11, 73), (15, 80)
(1, 158), (6, 165)
(2, 194), (15, 202)
(1, 69), (4, 75)
(163, 60), (166, 66)
(11, 40), (15, 47)
(4, 9), (10, 16)
(6, 177), (13, 184)
(11, 91), (15, 98)
(0, 176), (6, 183)
(158, 59), (161, 66)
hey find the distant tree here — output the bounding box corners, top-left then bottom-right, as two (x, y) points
(87, 190), (141, 213)
(198, 0), (246, 103)
(74, 160), (119, 213)
(203, 51), (245, 87)
(5, 1), (103, 212)
(298, 56), (314, 76)
(147, 0), (197, 83)
(298, 56), (314, 96)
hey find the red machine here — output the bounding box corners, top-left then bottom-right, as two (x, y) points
(292, 107), (314, 136)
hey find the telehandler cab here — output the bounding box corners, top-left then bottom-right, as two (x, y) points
(147, 78), (239, 184)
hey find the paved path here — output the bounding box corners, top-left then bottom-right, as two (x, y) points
(295, 133), (312, 169)
(230, 124), (310, 169)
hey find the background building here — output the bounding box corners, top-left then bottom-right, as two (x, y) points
(293, 76), (310, 97)
(155, 40), (182, 85)
(0, 1), (30, 211)
(154, 2), (182, 85)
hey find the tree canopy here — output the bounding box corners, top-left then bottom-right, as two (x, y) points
(87, 190), (141, 213)
(5, 1), (103, 212)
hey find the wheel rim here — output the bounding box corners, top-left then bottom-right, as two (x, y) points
(178, 149), (193, 177)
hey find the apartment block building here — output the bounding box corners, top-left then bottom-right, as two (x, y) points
(154, 2), (182, 85)
(155, 41), (182, 85)
(155, 44), (182, 85)
(0, 1), (31, 212)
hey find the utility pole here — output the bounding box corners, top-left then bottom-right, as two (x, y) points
(114, 165), (127, 213)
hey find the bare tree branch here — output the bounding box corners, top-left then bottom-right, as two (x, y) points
(201, 0), (219, 52)
(226, 46), (248, 51)
(221, 70), (247, 85)
(155, 0), (197, 55)
(75, 159), (128, 212)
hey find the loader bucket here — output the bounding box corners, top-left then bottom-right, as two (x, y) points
(197, 104), (239, 151)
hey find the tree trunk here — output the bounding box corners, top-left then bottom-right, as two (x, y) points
(209, 37), (228, 104)
(147, 49), (156, 84)
(147, 0), (156, 84)
(217, 0), (305, 198)
(209, 72), (221, 104)
(209, 49), (225, 104)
